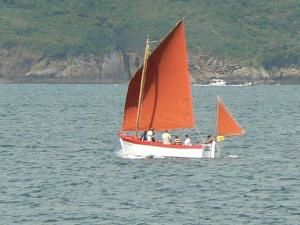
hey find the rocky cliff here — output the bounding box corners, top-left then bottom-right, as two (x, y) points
(189, 53), (300, 84)
(0, 48), (299, 84)
(0, 48), (141, 83)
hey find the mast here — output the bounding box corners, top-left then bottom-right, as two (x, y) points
(135, 36), (150, 136)
(122, 21), (194, 132)
(216, 95), (219, 136)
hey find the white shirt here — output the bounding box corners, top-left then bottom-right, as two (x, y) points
(184, 138), (192, 146)
(162, 132), (172, 144)
(146, 130), (154, 141)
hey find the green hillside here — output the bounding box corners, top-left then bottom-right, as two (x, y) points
(0, 0), (299, 68)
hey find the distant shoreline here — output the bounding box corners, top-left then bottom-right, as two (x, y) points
(0, 79), (299, 85)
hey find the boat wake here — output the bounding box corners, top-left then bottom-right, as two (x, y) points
(116, 149), (165, 159)
(224, 154), (239, 158)
(117, 149), (239, 159)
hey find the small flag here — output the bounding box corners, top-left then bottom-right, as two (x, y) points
(216, 135), (225, 142)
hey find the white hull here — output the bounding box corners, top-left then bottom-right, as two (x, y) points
(209, 82), (226, 86)
(209, 79), (226, 86)
(119, 135), (220, 159)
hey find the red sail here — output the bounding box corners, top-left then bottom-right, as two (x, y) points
(216, 96), (245, 137)
(121, 21), (195, 131)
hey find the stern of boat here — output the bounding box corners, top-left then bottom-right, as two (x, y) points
(203, 141), (220, 158)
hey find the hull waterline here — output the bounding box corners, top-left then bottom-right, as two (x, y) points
(119, 135), (219, 159)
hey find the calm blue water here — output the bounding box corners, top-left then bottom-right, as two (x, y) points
(0, 84), (299, 224)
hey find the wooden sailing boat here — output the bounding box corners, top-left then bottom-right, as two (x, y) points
(119, 21), (244, 158)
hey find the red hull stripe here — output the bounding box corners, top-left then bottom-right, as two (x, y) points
(120, 134), (204, 149)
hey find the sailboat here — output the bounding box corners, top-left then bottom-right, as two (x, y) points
(119, 21), (245, 158)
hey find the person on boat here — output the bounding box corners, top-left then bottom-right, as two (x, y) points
(184, 134), (192, 146)
(140, 131), (147, 141)
(162, 130), (172, 144)
(205, 135), (213, 144)
(174, 136), (182, 145)
(146, 128), (155, 142)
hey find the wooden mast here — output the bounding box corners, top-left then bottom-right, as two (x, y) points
(135, 36), (150, 136)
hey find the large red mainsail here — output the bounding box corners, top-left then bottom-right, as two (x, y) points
(121, 21), (194, 132)
(216, 96), (245, 137)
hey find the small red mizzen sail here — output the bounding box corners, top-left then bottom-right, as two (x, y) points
(121, 21), (194, 132)
(216, 96), (245, 137)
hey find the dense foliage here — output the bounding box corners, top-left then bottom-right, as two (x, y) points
(0, 0), (299, 68)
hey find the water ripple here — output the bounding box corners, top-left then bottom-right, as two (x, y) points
(0, 84), (299, 224)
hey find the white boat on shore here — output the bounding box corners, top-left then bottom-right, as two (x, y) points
(193, 81), (252, 87)
(209, 79), (226, 86)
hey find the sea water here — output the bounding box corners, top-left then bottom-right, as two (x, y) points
(0, 84), (299, 224)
